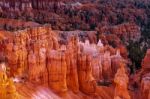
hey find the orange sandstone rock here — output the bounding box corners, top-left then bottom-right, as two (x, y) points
(101, 51), (112, 82)
(114, 63), (130, 99)
(77, 53), (97, 95)
(141, 73), (150, 99)
(142, 49), (150, 70)
(66, 46), (79, 93)
(47, 50), (67, 95)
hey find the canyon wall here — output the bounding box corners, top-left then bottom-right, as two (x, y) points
(0, 0), (149, 99)
(0, 25), (130, 98)
(0, 28), (148, 99)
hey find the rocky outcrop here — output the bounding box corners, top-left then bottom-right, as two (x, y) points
(47, 50), (67, 95)
(0, 0), (150, 99)
(65, 37), (79, 93)
(77, 53), (97, 94)
(114, 62), (130, 99)
(111, 50), (124, 77)
(78, 39), (128, 84)
(0, 25), (129, 98)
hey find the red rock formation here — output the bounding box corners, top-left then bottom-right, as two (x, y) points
(98, 33), (128, 59)
(114, 62), (131, 99)
(28, 50), (38, 83)
(141, 73), (150, 99)
(0, 58), (20, 99)
(65, 38), (79, 93)
(140, 49), (150, 99)
(0, 25), (135, 99)
(101, 51), (112, 82)
(0, 0), (150, 99)
(91, 55), (103, 82)
(47, 50), (67, 95)
(77, 53), (97, 95)
(111, 50), (124, 77)
(142, 49), (150, 70)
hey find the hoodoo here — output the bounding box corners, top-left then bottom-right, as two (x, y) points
(0, 0), (150, 99)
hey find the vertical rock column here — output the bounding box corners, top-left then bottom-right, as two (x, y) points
(111, 50), (123, 78)
(91, 56), (103, 82)
(66, 46), (79, 93)
(47, 50), (67, 95)
(28, 50), (38, 83)
(77, 53), (97, 95)
(114, 62), (130, 99)
(101, 51), (112, 82)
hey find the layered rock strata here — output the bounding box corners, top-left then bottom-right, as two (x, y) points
(0, 26), (129, 98)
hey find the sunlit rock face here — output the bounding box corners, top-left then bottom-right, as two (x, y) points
(77, 53), (97, 94)
(47, 50), (68, 95)
(0, 25), (130, 98)
(65, 38), (79, 93)
(114, 63), (130, 99)
(3, 26), (53, 79)
(0, 0), (150, 99)
(78, 39), (126, 83)
(0, 59), (20, 99)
